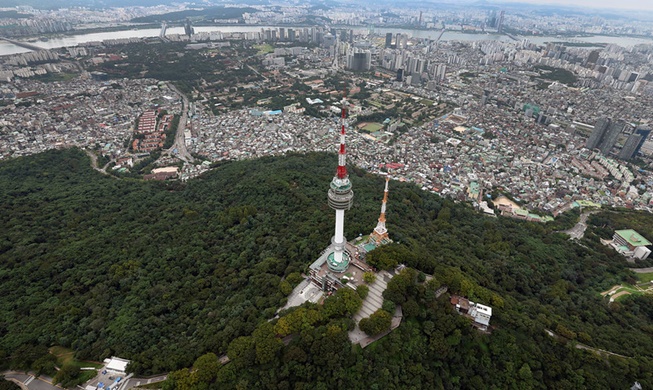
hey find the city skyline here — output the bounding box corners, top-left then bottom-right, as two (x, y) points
(497, 0), (653, 11)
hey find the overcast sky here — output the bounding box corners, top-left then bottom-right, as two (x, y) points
(498, 0), (653, 11)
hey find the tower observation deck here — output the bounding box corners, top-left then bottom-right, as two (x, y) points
(326, 95), (354, 272)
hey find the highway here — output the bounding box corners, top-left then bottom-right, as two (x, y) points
(164, 83), (194, 163)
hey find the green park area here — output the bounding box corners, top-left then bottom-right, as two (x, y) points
(534, 65), (578, 86)
(46, 346), (103, 388)
(601, 273), (653, 302)
(49, 346), (103, 369)
(636, 272), (653, 284)
(362, 123), (384, 133)
(254, 43), (274, 54)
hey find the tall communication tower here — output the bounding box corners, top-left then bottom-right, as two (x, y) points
(370, 175), (390, 244)
(326, 93), (354, 272)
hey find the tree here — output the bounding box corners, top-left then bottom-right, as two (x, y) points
(192, 353), (220, 385)
(279, 280), (293, 296)
(227, 337), (256, 368)
(30, 353), (56, 376)
(162, 369), (194, 390)
(518, 363), (534, 390)
(437, 207), (451, 222)
(215, 363), (237, 385)
(359, 309), (392, 336)
(363, 272), (376, 284)
(0, 377), (20, 390)
(403, 299), (420, 318)
(366, 244), (417, 271)
(357, 284), (369, 300)
(382, 300), (396, 313)
(252, 322), (282, 365)
(555, 324), (576, 340)
(424, 278), (441, 301)
(323, 288), (362, 318)
(383, 268), (417, 305)
(53, 364), (81, 388)
(286, 272), (304, 286)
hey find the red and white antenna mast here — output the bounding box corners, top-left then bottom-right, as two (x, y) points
(371, 174), (390, 244)
(336, 91), (348, 179)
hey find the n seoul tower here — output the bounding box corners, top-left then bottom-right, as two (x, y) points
(326, 93), (354, 272)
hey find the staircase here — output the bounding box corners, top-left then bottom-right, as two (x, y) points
(353, 271), (390, 322)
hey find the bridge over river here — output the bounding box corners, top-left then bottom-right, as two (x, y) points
(0, 37), (44, 52)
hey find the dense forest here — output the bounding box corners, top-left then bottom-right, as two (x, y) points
(130, 7), (257, 23)
(1, 149), (653, 389)
(87, 42), (261, 96)
(0, 377), (20, 390)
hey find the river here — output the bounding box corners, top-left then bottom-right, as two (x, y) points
(2, 24), (652, 57)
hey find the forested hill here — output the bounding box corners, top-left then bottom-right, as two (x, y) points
(1, 149), (653, 388)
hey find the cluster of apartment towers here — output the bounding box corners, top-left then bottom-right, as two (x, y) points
(308, 95), (392, 292)
(586, 118), (650, 160)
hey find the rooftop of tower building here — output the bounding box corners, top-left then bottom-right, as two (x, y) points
(330, 177), (352, 191)
(327, 251), (350, 272)
(309, 241), (373, 287)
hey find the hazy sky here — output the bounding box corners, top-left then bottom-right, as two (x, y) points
(499, 0), (653, 11)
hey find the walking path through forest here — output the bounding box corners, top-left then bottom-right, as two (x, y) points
(544, 330), (630, 359)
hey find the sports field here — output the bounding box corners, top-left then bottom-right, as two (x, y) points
(362, 123), (384, 132)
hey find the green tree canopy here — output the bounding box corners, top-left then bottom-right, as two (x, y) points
(359, 309), (392, 336)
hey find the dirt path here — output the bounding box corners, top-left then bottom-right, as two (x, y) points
(600, 285), (621, 296)
(609, 290), (631, 302)
(544, 329), (631, 358)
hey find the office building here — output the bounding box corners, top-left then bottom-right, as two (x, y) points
(619, 126), (650, 160)
(346, 49), (371, 71)
(586, 117), (610, 150)
(586, 117), (625, 154)
(385, 32), (393, 48)
(598, 120), (625, 155)
(587, 50), (600, 65)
